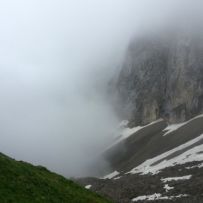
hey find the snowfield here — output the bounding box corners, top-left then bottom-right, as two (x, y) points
(128, 134), (203, 175)
(161, 175), (192, 183)
(79, 115), (203, 203)
(132, 193), (189, 202)
(163, 114), (203, 136)
(163, 123), (186, 136)
(185, 162), (203, 169)
(102, 171), (120, 179)
(113, 176), (121, 180)
(106, 119), (164, 150)
(164, 184), (174, 192)
(85, 185), (92, 189)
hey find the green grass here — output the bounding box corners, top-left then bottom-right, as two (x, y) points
(0, 152), (112, 203)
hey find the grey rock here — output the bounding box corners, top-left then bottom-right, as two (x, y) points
(116, 32), (203, 126)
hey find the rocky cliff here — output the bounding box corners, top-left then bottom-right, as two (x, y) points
(77, 29), (203, 203)
(116, 31), (203, 126)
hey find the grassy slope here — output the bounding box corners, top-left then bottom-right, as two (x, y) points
(0, 153), (112, 203)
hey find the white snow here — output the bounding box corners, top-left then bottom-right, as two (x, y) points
(163, 123), (186, 136)
(164, 184), (174, 192)
(119, 120), (129, 127)
(105, 122), (142, 151)
(146, 119), (164, 126)
(113, 176), (121, 180)
(128, 134), (203, 175)
(132, 193), (162, 201)
(163, 114), (203, 136)
(120, 119), (163, 142)
(185, 162), (203, 169)
(107, 119), (164, 150)
(174, 194), (189, 198)
(85, 185), (92, 189)
(185, 165), (196, 169)
(120, 126), (143, 141)
(193, 114), (203, 119)
(197, 162), (203, 168)
(132, 193), (189, 201)
(102, 171), (120, 179)
(161, 175), (192, 183)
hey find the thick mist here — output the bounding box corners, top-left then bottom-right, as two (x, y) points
(0, 0), (202, 177)
(0, 0), (137, 177)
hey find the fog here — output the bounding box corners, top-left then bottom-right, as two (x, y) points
(0, 0), (202, 177)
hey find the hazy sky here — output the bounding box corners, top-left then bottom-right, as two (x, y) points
(0, 0), (136, 177)
(0, 0), (201, 177)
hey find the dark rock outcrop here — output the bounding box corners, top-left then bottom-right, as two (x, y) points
(116, 32), (203, 126)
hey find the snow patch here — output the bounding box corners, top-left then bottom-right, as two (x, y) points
(164, 184), (174, 192)
(85, 185), (92, 189)
(193, 114), (203, 119)
(163, 114), (203, 136)
(128, 134), (203, 175)
(120, 126), (143, 141)
(198, 162), (203, 168)
(163, 123), (186, 136)
(161, 175), (192, 183)
(105, 121), (142, 151)
(107, 119), (164, 150)
(132, 193), (189, 201)
(185, 162), (203, 169)
(102, 171), (120, 179)
(132, 193), (162, 201)
(113, 176), (121, 180)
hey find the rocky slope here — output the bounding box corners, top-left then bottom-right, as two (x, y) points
(78, 114), (203, 203)
(77, 32), (203, 202)
(116, 32), (203, 126)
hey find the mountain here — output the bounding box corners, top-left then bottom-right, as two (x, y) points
(77, 32), (203, 203)
(78, 115), (203, 203)
(116, 31), (203, 126)
(0, 152), (112, 203)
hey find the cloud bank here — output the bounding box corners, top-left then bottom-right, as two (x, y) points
(0, 0), (202, 177)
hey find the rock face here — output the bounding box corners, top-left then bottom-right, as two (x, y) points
(116, 32), (203, 126)
(77, 30), (203, 203)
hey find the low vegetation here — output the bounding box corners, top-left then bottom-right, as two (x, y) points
(0, 152), (112, 203)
